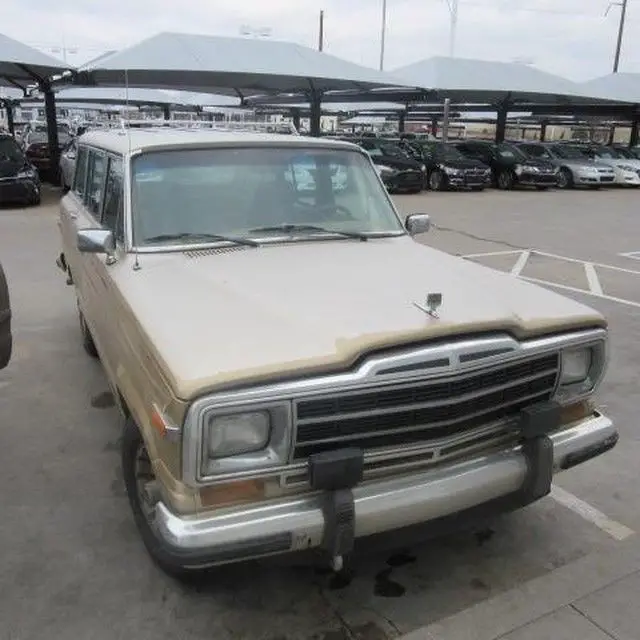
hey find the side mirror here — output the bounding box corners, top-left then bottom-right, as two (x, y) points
(405, 214), (431, 236)
(77, 229), (116, 264)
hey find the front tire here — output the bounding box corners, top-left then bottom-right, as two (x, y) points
(556, 168), (573, 189)
(497, 170), (514, 190)
(78, 306), (99, 358)
(122, 418), (196, 579)
(429, 170), (446, 191)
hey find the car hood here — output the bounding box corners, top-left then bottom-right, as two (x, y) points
(560, 159), (613, 171)
(113, 237), (605, 399)
(595, 157), (640, 169)
(375, 156), (422, 170)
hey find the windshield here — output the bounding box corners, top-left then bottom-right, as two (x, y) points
(552, 145), (589, 160)
(0, 137), (25, 164)
(496, 143), (528, 161)
(377, 143), (410, 159)
(591, 147), (620, 159)
(614, 148), (634, 159)
(131, 147), (405, 247)
(430, 143), (466, 162)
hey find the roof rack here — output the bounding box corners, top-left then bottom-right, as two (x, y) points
(110, 118), (300, 135)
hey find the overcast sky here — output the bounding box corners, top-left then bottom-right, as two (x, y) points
(4, 0), (640, 81)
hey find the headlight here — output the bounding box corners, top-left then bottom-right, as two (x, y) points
(192, 402), (292, 480)
(619, 164), (636, 172)
(523, 165), (540, 172)
(514, 164), (523, 175)
(376, 164), (396, 176)
(207, 411), (270, 458)
(555, 341), (607, 404)
(420, 164), (427, 172)
(16, 169), (36, 179)
(443, 166), (461, 175)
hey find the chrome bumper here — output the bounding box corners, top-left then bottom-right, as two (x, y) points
(153, 413), (617, 569)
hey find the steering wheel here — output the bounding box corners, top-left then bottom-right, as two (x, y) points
(293, 199), (354, 220)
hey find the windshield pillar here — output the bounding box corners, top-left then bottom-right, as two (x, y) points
(630, 118), (639, 149)
(540, 120), (548, 142)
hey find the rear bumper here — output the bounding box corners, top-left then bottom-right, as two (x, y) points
(152, 412), (617, 569)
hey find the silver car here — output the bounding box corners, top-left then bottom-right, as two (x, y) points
(518, 142), (615, 189)
(59, 138), (77, 191)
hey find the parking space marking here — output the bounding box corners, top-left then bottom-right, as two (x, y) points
(584, 263), (603, 296)
(619, 251), (640, 261)
(550, 485), (635, 541)
(511, 250), (531, 276)
(464, 249), (640, 309)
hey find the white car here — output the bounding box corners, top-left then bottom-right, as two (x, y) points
(576, 145), (640, 187)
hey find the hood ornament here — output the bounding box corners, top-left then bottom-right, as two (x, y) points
(414, 293), (443, 318)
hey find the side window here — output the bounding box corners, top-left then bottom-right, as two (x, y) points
(73, 146), (89, 198)
(102, 157), (124, 242)
(84, 150), (107, 218)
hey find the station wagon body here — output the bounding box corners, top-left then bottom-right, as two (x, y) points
(56, 127), (618, 574)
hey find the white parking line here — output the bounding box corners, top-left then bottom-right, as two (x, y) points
(584, 263), (604, 296)
(619, 251), (640, 261)
(511, 250), (530, 276)
(550, 485), (635, 541)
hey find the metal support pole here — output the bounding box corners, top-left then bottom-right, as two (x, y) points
(431, 117), (438, 137)
(318, 10), (325, 51)
(379, 0), (387, 71)
(291, 108), (301, 132)
(540, 121), (548, 141)
(42, 85), (60, 181)
(162, 104), (171, 120)
(613, 0), (629, 73)
(495, 102), (509, 144)
(309, 91), (322, 137)
(441, 98), (451, 142)
(608, 125), (616, 145)
(4, 103), (15, 135)
(630, 119), (639, 148)
(398, 110), (406, 133)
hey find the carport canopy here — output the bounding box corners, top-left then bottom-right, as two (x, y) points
(66, 31), (415, 135)
(0, 31), (74, 162)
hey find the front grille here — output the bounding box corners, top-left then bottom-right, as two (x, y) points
(293, 353), (559, 460)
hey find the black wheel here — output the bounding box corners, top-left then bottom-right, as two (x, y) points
(429, 170), (446, 191)
(497, 170), (514, 190)
(78, 306), (99, 358)
(556, 168), (573, 189)
(122, 417), (197, 579)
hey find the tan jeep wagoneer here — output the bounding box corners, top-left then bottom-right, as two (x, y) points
(57, 126), (617, 575)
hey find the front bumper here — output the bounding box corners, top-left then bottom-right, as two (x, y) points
(447, 172), (490, 188)
(517, 172), (558, 186)
(615, 171), (640, 186)
(152, 412), (617, 569)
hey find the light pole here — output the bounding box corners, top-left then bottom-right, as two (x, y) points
(606, 0), (629, 72)
(379, 0), (387, 71)
(445, 0), (459, 57)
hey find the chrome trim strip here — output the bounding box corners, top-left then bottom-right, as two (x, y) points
(157, 413), (616, 566)
(181, 328), (606, 487)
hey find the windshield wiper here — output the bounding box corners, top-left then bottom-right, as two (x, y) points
(143, 232), (259, 247)
(248, 224), (369, 241)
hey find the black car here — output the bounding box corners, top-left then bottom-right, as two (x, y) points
(454, 140), (558, 190)
(351, 137), (426, 194)
(0, 261), (11, 370)
(0, 133), (41, 206)
(402, 140), (491, 191)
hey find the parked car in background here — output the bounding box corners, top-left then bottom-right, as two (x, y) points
(517, 142), (615, 189)
(0, 132), (41, 206)
(21, 128), (72, 180)
(56, 126), (617, 575)
(402, 140), (491, 191)
(60, 137), (78, 191)
(612, 145), (640, 161)
(349, 137), (425, 193)
(454, 140), (558, 190)
(0, 261), (11, 370)
(566, 144), (640, 187)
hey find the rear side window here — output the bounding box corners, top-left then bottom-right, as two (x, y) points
(102, 157), (124, 242)
(73, 147), (89, 197)
(84, 150), (107, 218)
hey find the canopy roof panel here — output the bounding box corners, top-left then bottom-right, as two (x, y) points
(393, 56), (608, 105)
(0, 32), (73, 90)
(74, 32), (415, 97)
(581, 73), (640, 104)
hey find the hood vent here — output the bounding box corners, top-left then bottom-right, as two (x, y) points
(183, 246), (251, 258)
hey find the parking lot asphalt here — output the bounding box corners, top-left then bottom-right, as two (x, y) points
(1, 186), (638, 640)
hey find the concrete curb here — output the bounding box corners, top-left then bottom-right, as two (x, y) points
(399, 534), (640, 640)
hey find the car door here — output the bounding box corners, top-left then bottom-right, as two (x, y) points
(67, 148), (108, 348)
